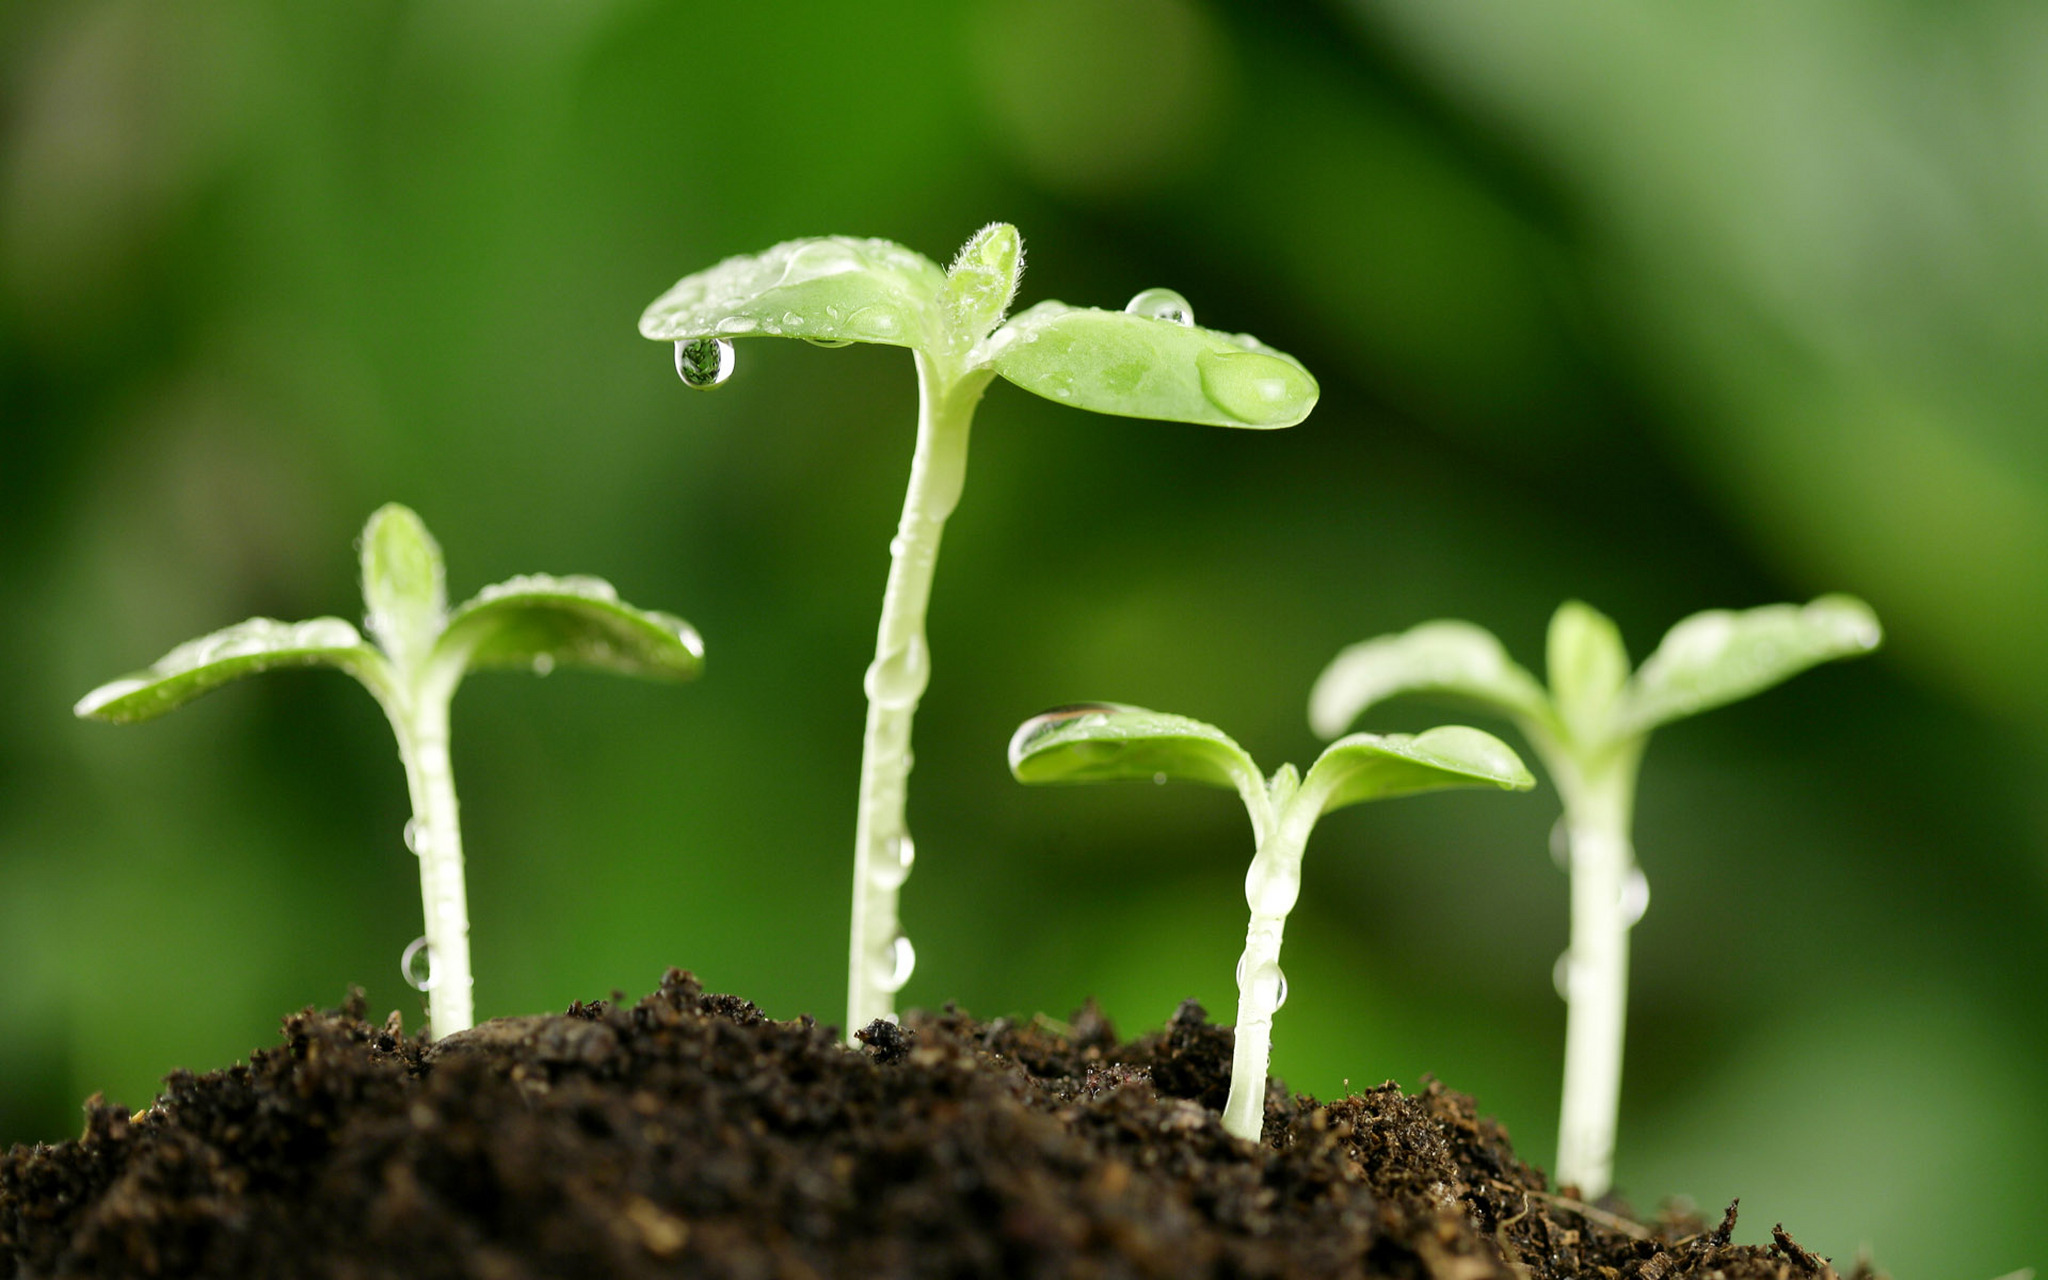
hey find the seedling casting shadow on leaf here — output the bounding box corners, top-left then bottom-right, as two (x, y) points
(1307, 595), (1881, 1196)
(75, 503), (705, 1036)
(1008, 703), (1532, 1143)
(641, 226), (1321, 1037)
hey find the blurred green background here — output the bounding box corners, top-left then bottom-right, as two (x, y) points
(3, 1), (2042, 1272)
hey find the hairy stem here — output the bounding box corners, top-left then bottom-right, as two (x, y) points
(846, 352), (989, 1036)
(1551, 755), (1640, 1197)
(386, 686), (474, 1036)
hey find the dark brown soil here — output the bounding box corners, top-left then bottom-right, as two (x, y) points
(2, 971), (1873, 1279)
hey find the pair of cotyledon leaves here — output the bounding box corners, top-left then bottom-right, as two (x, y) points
(75, 505), (703, 724)
(639, 227), (1320, 430)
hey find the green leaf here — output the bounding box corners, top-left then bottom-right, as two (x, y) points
(639, 235), (947, 352)
(1547, 601), (1630, 745)
(1006, 702), (1262, 793)
(985, 301), (1319, 428)
(74, 617), (388, 724)
(938, 222), (1023, 343)
(1301, 726), (1534, 817)
(1616, 594), (1882, 736)
(361, 503), (447, 671)
(1308, 619), (1552, 739)
(437, 574), (705, 682)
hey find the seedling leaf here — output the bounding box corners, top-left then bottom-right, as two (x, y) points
(986, 301), (1319, 428)
(439, 574), (705, 681)
(1308, 620), (1551, 738)
(1007, 703), (1261, 794)
(638, 235), (946, 351)
(938, 222), (1023, 342)
(73, 617), (387, 723)
(1301, 725), (1534, 817)
(1547, 601), (1630, 745)
(1616, 594), (1882, 736)
(361, 503), (447, 671)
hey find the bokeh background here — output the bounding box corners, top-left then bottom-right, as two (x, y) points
(3, 1), (2043, 1272)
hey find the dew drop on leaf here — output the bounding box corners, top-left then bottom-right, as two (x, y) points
(531, 653), (555, 676)
(804, 336), (854, 349)
(674, 337), (735, 389)
(1124, 287), (1194, 327)
(402, 936), (438, 991)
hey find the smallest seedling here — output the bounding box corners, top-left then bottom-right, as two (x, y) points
(1009, 703), (1532, 1142)
(75, 504), (705, 1035)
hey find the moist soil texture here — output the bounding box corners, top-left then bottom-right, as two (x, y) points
(1, 970), (1874, 1279)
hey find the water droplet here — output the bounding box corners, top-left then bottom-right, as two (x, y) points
(1152, 772), (1168, 786)
(531, 653), (555, 676)
(804, 336), (854, 349)
(870, 831), (916, 890)
(1619, 867), (1650, 926)
(887, 535), (907, 558)
(1549, 817), (1570, 870)
(1236, 957), (1288, 1010)
(873, 934), (916, 993)
(1196, 349), (1309, 426)
(403, 819), (430, 857)
(1125, 287), (1194, 327)
(402, 937), (438, 991)
(863, 635), (930, 709)
(674, 337), (735, 389)
(1552, 950), (1574, 1000)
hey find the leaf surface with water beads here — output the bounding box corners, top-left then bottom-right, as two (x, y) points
(1007, 703), (1262, 794)
(1300, 726), (1534, 817)
(639, 236), (948, 351)
(983, 299), (1319, 428)
(437, 574), (705, 683)
(1615, 594), (1882, 737)
(73, 617), (390, 724)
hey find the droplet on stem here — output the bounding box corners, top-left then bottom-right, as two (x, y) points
(1236, 956), (1288, 1010)
(1125, 287), (1194, 327)
(1549, 816), (1570, 870)
(870, 831), (917, 890)
(402, 936), (438, 991)
(674, 337), (735, 389)
(403, 818), (429, 857)
(1619, 867), (1650, 926)
(873, 934), (916, 993)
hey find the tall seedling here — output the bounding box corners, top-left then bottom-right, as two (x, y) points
(1309, 596), (1880, 1194)
(76, 504), (705, 1034)
(642, 226), (1320, 1034)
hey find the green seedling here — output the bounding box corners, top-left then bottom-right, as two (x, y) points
(74, 503), (704, 1036)
(1008, 703), (1532, 1143)
(1309, 595), (1881, 1195)
(642, 226), (1320, 1036)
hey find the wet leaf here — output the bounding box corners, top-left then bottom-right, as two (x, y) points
(938, 222), (1022, 342)
(74, 617), (388, 724)
(1301, 726), (1534, 816)
(1007, 702), (1261, 793)
(1617, 595), (1881, 736)
(1547, 601), (1630, 745)
(985, 301), (1318, 428)
(1309, 619), (1552, 739)
(360, 503), (447, 670)
(639, 235), (946, 351)
(439, 574), (704, 682)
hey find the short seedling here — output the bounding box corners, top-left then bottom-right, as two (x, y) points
(1008, 703), (1532, 1142)
(1309, 596), (1881, 1195)
(642, 226), (1320, 1035)
(75, 503), (704, 1036)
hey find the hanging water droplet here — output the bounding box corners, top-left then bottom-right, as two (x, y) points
(1124, 287), (1194, 327)
(804, 336), (853, 349)
(1236, 957), (1288, 1011)
(1549, 816), (1571, 870)
(869, 831), (916, 890)
(1152, 772), (1168, 786)
(402, 818), (430, 857)
(674, 337), (735, 389)
(402, 936), (438, 991)
(1552, 950), (1574, 1000)
(531, 653), (555, 676)
(863, 634), (931, 709)
(873, 934), (916, 993)
(887, 535), (907, 559)
(1619, 866), (1650, 926)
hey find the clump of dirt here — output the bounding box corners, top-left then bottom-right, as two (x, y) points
(1, 971), (1873, 1278)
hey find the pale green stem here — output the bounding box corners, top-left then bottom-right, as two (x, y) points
(1548, 749), (1641, 1198)
(1221, 801), (1310, 1141)
(382, 682), (473, 1036)
(846, 352), (990, 1037)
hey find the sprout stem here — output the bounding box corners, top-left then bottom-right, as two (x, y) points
(1222, 803), (1306, 1142)
(1549, 755), (1640, 1197)
(846, 352), (990, 1036)
(384, 684), (474, 1035)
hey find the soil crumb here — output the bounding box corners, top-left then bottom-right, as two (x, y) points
(1, 971), (1880, 1278)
